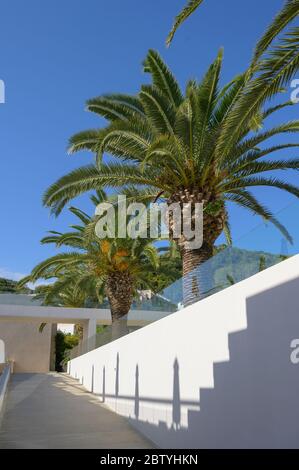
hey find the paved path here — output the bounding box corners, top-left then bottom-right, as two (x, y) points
(0, 373), (153, 449)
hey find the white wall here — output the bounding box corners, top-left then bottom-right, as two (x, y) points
(0, 321), (53, 373)
(68, 255), (299, 449)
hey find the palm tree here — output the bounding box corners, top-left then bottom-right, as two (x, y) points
(33, 270), (95, 337)
(34, 276), (90, 310)
(21, 193), (167, 324)
(43, 47), (299, 304)
(166, 0), (299, 46)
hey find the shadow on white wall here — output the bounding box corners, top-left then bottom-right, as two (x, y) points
(127, 276), (299, 448)
(68, 260), (299, 449)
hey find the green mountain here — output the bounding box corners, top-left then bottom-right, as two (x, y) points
(212, 246), (286, 287)
(159, 246), (288, 306)
(0, 277), (31, 294)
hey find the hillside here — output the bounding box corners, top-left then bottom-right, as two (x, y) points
(160, 246), (287, 307)
(212, 246), (286, 287)
(0, 277), (31, 294)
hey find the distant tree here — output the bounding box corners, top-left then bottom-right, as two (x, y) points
(55, 331), (79, 372)
(20, 193), (175, 325)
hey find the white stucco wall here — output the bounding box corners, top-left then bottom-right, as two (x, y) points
(68, 255), (299, 449)
(0, 321), (53, 373)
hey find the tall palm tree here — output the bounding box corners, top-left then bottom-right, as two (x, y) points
(43, 47), (299, 304)
(21, 193), (167, 323)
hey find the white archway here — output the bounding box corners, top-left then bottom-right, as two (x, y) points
(0, 339), (5, 363)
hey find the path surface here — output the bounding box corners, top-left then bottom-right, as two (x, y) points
(0, 373), (153, 449)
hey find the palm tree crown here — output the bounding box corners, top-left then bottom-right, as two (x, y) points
(45, 48), (299, 237)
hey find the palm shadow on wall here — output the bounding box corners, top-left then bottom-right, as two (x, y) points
(132, 358), (182, 428)
(126, 276), (299, 449)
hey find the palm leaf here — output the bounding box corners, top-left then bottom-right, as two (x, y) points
(43, 163), (164, 215)
(143, 49), (183, 106)
(68, 129), (107, 154)
(225, 189), (292, 242)
(196, 48), (223, 157)
(29, 252), (87, 281)
(166, 0), (204, 46)
(86, 94), (144, 121)
(219, 27), (299, 157)
(139, 85), (176, 134)
(223, 176), (299, 200)
(253, 0), (299, 65)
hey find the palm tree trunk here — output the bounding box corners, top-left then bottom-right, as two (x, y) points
(181, 242), (214, 306)
(105, 272), (134, 340)
(167, 189), (226, 306)
(74, 324), (83, 339)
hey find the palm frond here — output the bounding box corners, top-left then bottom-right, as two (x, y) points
(223, 176), (299, 201)
(68, 129), (107, 154)
(253, 0), (299, 65)
(41, 232), (84, 249)
(43, 165), (102, 215)
(98, 123), (152, 165)
(68, 206), (91, 225)
(225, 189), (292, 242)
(139, 85), (176, 134)
(229, 158), (299, 179)
(196, 48), (223, 158)
(263, 100), (295, 119)
(211, 73), (246, 126)
(17, 275), (33, 289)
(166, 0), (204, 46)
(219, 27), (299, 157)
(223, 218), (232, 245)
(29, 252), (87, 282)
(143, 49), (183, 106)
(223, 121), (299, 165)
(44, 163), (166, 215)
(227, 143), (299, 172)
(86, 95), (144, 121)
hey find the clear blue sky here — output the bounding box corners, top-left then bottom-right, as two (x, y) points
(0, 0), (298, 279)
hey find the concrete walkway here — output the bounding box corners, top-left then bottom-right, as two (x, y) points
(0, 373), (153, 449)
